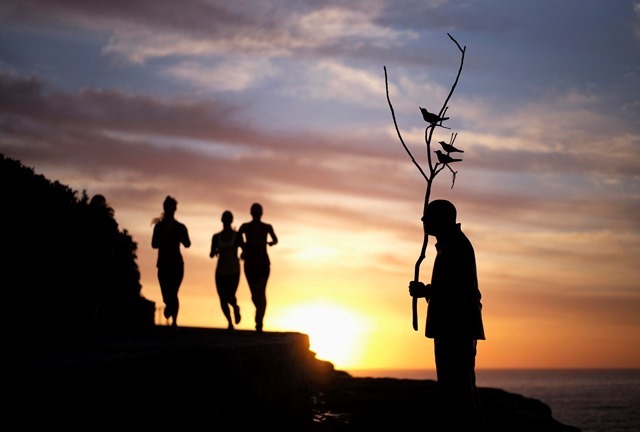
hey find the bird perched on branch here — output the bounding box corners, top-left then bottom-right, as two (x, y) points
(435, 150), (462, 164)
(420, 107), (449, 124)
(438, 141), (464, 154)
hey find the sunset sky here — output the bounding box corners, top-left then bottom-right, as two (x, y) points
(1, 0), (639, 372)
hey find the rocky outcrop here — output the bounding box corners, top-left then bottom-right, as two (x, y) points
(18, 327), (320, 428)
(14, 326), (580, 431)
(311, 376), (581, 431)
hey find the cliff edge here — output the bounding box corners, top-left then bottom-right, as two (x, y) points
(12, 326), (580, 431)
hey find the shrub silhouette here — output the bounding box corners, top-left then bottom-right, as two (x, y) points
(1, 153), (154, 338)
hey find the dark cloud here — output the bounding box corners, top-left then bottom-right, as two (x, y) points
(3, 69), (637, 243)
(0, 72), (246, 135)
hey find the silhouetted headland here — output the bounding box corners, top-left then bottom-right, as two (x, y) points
(14, 326), (581, 431)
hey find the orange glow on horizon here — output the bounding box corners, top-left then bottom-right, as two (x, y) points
(270, 301), (372, 369)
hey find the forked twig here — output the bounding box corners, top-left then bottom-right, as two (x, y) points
(384, 33), (467, 332)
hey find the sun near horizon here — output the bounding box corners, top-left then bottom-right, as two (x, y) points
(269, 301), (372, 368)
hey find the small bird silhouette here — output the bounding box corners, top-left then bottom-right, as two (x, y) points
(419, 107), (449, 124)
(435, 150), (462, 164)
(438, 141), (464, 153)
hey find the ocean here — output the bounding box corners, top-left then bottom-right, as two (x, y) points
(345, 368), (640, 432)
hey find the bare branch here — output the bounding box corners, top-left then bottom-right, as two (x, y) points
(425, 126), (435, 172)
(448, 32), (464, 52)
(384, 66), (428, 181)
(434, 163), (446, 177)
(444, 165), (458, 188)
(438, 34), (466, 120)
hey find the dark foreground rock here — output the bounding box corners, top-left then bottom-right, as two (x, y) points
(311, 376), (581, 431)
(11, 326), (580, 431)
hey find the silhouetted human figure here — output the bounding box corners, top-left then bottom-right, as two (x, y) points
(238, 203), (278, 333)
(408, 199), (485, 430)
(210, 210), (244, 330)
(152, 196), (191, 328)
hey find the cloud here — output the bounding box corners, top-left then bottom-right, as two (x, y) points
(0, 71), (247, 136)
(1, 0), (416, 64)
(1, 0), (639, 370)
(293, 6), (417, 50)
(290, 60), (387, 106)
(163, 58), (278, 92)
(0, 71), (412, 209)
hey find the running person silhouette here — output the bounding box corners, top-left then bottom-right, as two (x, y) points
(152, 196), (191, 327)
(238, 203), (278, 333)
(210, 210), (244, 330)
